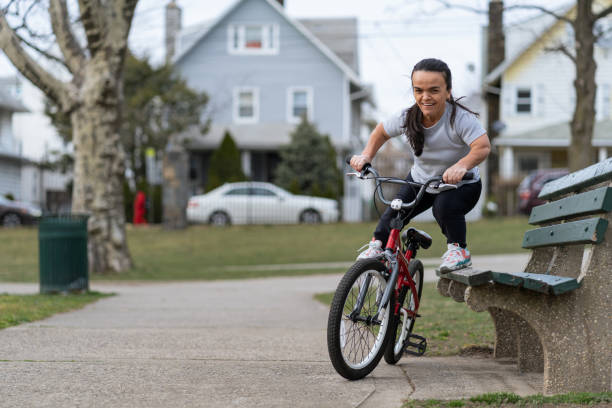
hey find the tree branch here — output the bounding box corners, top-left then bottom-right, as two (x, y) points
(13, 30), (67, 67)
(431, 0), (487, 15)
(594, 6), (612, 21)
(105, 0), (137, 56)
(0, 12), (74, 111)
(503, 4), (574, 26)
(544, 43), (577, 64)
(432, 1), (574, 25)
(77, 0), (107, 56)
(49, 0), (86, 75)
(111, 0), (138, 41)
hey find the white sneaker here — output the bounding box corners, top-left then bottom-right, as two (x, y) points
(357, 239), (383, 260)
(439, 243), (472, 273)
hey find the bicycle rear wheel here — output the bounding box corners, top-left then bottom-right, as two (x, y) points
(327, 259), (394, 380)
(384, 259), (424, 364)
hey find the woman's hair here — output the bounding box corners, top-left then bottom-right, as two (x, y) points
(402, 58), (479, 156)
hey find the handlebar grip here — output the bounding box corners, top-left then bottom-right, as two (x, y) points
(346, 157), (372, 174)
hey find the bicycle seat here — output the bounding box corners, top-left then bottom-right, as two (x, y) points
(401, 228), (433, 249)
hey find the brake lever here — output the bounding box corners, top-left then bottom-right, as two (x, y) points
(346, 172), (375, 180)
(431, 182), (459, 192)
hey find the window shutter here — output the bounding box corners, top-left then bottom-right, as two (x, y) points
(502, 84), (514, 117)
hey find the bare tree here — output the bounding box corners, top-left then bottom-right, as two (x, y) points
(0, 0), (138, 273)
(435, 0), (612, 171)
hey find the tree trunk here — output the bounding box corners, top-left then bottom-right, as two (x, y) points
(486, 0), (505, 193)
(570, 0), (597, 171)
(71, 59), (133, 274)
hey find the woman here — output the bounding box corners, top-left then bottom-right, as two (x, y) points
(350, 58), (490, 272)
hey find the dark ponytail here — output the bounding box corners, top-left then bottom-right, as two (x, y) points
(402, 58), (479, 157)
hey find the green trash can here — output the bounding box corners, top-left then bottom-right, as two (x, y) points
(38, 214), (89, 294)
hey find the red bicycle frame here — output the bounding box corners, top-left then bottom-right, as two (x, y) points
(385, 228), (421, 319)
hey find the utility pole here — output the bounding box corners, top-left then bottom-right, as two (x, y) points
(486, 0), (505, 194)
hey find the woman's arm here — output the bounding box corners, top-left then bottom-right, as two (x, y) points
(443, 133), (491, 184)
(350, 123), (391, 171)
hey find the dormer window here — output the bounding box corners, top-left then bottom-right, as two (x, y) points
(228, 24), (279, 55)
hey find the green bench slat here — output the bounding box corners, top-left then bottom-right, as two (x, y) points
(522, 217), (608, 249)
(435, 268), (491, 286)
(539, 158), (612, 200)
(490, 271), (581, 295)
(437, 269), (581, 295)
(529, 187), (612, 224)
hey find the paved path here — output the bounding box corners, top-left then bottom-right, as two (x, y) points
(0, 254), (541, 407)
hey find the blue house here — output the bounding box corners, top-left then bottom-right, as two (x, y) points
(165, 0), (374, 220)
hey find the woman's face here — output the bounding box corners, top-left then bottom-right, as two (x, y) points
(412, 70), (451, 122)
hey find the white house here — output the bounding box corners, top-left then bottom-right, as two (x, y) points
(0, 75), (72, 211)
(0, 80), (27, 200)
(484, 7), (612, 180)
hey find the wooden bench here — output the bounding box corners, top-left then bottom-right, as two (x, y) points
(436, 158), (612, 395)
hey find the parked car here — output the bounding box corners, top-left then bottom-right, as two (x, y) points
(0, 196), (43, 227)
(187, 182), (339, 226)
(517, 169), (569, 215)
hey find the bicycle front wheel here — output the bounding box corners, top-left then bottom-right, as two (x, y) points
(327, 259), (394, 380)
(384, 258), (424, 364)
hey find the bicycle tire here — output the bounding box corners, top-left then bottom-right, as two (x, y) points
(327, 258), (395, 380)
(384, 258), (424, 365)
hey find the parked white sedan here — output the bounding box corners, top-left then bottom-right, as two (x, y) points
(187, 182), (339, 226)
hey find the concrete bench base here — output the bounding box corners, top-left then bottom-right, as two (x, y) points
(436, 218), (612, 395)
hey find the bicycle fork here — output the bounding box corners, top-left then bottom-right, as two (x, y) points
(350, 253), (398, 323)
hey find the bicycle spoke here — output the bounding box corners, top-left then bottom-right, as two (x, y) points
(338, 269), (387, 366)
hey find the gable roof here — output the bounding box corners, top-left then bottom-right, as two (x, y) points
(298, 17), (359, 74)
(484, 3), (573, 85)
(173, 0), (363, 86)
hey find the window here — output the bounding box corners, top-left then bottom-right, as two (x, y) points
(228, 24), (279, 55)
(251, 188), (276, 197)
(233, 87), (259, 124)
(225, 188), (250, 196)
(287, 87), (313, 123)
(516, 88), (532, 113)
(518, 156), (539, 173)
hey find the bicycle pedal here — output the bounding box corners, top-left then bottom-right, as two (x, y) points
(404, 333), (427, 356)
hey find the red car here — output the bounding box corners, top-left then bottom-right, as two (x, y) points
(517, 169), (569, 215)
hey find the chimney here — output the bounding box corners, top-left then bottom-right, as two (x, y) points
(165, 0), (182, 63)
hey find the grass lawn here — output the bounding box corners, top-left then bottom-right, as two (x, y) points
(316, 282), (495, 356)
(402, 391), (612, 407)
(0, 216), (530, 282)
(0, 292), (112, 330)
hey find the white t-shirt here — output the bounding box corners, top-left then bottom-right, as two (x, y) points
(382, 102), (486, 188)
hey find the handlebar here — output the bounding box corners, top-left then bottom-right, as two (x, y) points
(346, 157), (474, 211)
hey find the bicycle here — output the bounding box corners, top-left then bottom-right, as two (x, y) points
(326, 162), (472, 380)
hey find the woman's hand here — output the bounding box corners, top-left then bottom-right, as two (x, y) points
(443, 163), (468, 184)
(350, 155), (372, 172)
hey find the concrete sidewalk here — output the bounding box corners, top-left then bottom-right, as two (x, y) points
(0, 254), (540, 407)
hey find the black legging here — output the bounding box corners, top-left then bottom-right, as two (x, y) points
(373, 173), (482, 248)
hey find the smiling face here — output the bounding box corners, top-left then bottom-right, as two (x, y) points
(412, 70), (451, 125)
